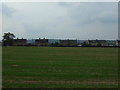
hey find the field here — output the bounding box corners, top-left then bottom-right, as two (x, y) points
(2, 47), (118, 88)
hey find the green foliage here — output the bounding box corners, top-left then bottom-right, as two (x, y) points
(2, 32), (15, 46)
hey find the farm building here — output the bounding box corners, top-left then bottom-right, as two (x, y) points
(13, 38), (27, 46)
(59, 39), (78, 46)
(35, 38), (49, 46)
(88, 40), (106, 46)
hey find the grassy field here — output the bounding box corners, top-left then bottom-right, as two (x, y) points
(2, 47), (118, 88)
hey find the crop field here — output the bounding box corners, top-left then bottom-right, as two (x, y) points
(2, 47), (118, 88)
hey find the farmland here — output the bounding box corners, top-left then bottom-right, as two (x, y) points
(2, 47), (118, 88)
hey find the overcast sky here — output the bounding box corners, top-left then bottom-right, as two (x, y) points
(1, 2), (118, 40)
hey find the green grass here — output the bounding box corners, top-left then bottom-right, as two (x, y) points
(2, 47), (118, 88)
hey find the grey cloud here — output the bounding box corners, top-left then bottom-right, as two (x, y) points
(58, 2), (74, 7)
(2, 2), (118, 40)
(58, 2), (68, 6)
(66, 2), (117, 25)
(2, 3), (16, 17)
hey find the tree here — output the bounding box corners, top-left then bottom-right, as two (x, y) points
(3, 32), (15, 46)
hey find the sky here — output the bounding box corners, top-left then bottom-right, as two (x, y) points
(1, 2), (118, 40)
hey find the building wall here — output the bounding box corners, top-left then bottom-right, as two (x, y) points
(60, 40), (77, 46)
(13, 39), (27, 46)
(106, 40), (116, 46)
(35, 39), (49, 46)
(27, 39), (35, 45)
(88, 40), (106, 46)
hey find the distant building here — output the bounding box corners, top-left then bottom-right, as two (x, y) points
(13, 38), (27, 46)
(59, 39), (78, 46)
(77, 40), (88, 46)
(106, 40), (116, 46)
(35, 38), (49, 46)
(48, 39), (60, 44)
(27, 39), (35, 45)
(88, 40), (106, 46)
(116, 40), (120, 46)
